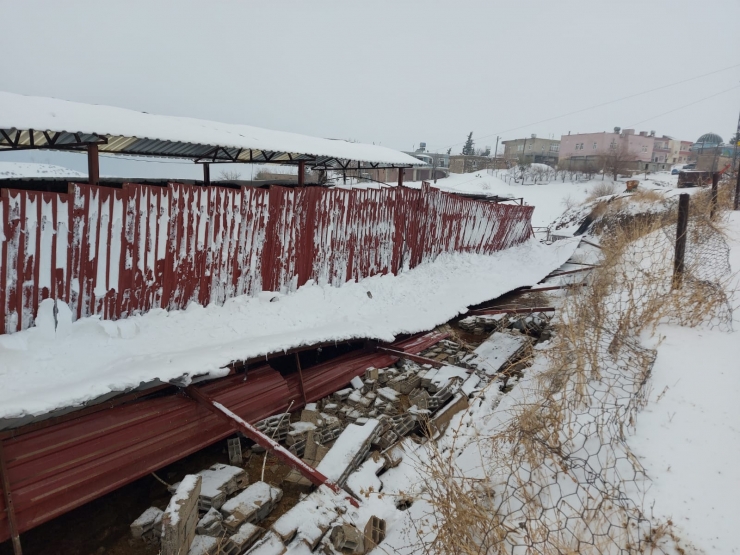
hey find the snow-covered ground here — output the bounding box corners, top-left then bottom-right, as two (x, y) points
(0, 238), (578, 421)
(397, 168), (680, 227)
(0, 161), (86, 179)
(629, 211), (740, 554)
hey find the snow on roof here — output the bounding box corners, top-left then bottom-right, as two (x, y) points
(0, 91), (424, 168)
(0, 240), (580, 423)
(0, 161), (85, 179)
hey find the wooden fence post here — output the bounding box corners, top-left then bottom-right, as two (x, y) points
(673, 193), (690, 288)
(710, 172), (719, 220)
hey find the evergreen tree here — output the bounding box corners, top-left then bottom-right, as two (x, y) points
(462, 132), (475, 155)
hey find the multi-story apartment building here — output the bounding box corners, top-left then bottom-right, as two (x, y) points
(558, 128), (670, 171)
(501, 135), (560, 166)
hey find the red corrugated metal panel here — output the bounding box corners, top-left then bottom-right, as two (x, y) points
(0, 364), (290, 540)
(0, 331), (448, 542)
(0, 182), (533, 334)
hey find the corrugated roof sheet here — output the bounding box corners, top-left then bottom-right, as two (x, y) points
(0, 92), (425, 168)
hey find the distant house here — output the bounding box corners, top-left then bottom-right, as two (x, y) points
(558, 128), (670, 172)
(448, 155), (502, 174)
(502, 135), (560, 166)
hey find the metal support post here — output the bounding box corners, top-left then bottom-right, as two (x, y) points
(735, 163), (740, 211)
(397, 167), (404, 187)
(0, 441), (22, 555)
(203, 163), (211, 186)
(298, 160), (305, 187)
(710, 172), (719, 220)
(294, 353), (307, 407)
(87, 143), (99, 185)
(185, 386), (359, 507)
(673, 194), (690, 288)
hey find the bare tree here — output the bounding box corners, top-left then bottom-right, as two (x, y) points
(218, 169), (242, 181)
(601, 143), (639, 180)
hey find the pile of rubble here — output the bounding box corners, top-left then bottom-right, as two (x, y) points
(129, 318), (552, 554)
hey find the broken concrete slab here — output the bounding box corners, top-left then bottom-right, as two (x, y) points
(162, 474), (202, 555)
(471, 331), (530, 375)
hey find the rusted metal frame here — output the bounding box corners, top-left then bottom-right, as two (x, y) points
(203, 163), (211, 186)
(375, 346), (445, 368)
(27, 129), (34, 148)
(185, 385), (360, 507)
(521, 283), (588, 293)
(0, 440), (23, 555)
(294, 353), (308, 406)
(580, 238), (603, 250)
(546, 266), (598, 278)
(468, 306), (555, 316)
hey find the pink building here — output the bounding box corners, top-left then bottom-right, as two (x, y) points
(558, 128), (655, 167)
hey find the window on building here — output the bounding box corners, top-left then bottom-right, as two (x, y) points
(642, 146), (647, 152)
(609, 141), (616, 149)
(550, 144), (559, 152)
(593, 142), (597, 150)
(527, 145), (532, 150)
(517, 145), (523, 152)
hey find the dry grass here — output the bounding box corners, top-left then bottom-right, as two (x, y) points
(407, 198), (735, 554)
(585, 181), (619, 202)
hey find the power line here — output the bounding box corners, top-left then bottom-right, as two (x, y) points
(627, 84), (740, 127)
(429, 62), (740, 151)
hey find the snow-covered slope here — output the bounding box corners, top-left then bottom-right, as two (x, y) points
(0, 161), (86, 179)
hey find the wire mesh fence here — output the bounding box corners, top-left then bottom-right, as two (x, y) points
(408, 187), (735, 554)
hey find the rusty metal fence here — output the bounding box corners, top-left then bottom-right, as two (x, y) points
(0, 182), (533, 334)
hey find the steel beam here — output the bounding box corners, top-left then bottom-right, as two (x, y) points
(87, 143), (99, 185)
(468, 306), (555, 316)
(0, 441), (22, 555)
(203, 163), (210, 186)
(298, 160), (305, 187)
(375, 347), (445, 368)
(294, 353), (307, 406)
(185, 386), (359, 507)
(398, 167), (404, 187)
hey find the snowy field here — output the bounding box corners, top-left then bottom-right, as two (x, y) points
(0, 161), (86, 179)
(0, 238), (578, 421)
(396, 167), (680, 227)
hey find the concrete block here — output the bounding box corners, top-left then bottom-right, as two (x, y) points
(363, 516), (387, 553)
(229, 522), (264, 552)
(187, 535), (219, 555)
(430, 393), (469, 437)
(220, 481), (283, 526)
(333, 388), (352, 401)
(330, 524), (365, 553)
(130, 506), (163, 540)
(161, 474), (202, 555)
(364, 367), (379, 381)
(228, 438), (243, 466)
(196, 507), (223, 537)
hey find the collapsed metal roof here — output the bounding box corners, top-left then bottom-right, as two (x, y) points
(0, 91), (425, 170)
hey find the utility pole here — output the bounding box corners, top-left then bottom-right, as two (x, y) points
(494, 136), (500, 169)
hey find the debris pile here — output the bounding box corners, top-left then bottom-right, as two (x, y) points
(129, 315), (552, 554)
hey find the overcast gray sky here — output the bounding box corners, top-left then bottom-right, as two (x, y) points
(1, 0), (739, 176)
